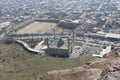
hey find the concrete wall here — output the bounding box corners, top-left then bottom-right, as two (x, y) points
(47, 48), (69, 57)
(35, 19), (60, 23)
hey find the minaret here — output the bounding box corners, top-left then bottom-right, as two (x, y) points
(47, 38), (49, 54)
(73, 30), (75, 41)
(72, 30), (74, 53)
(68, 37), (70, 56)
(53, 29), (56, 40)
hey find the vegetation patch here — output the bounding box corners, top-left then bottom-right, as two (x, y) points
(0, 43), (95, 80)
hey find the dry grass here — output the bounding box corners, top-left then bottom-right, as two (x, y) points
(0, 43), (95, 80)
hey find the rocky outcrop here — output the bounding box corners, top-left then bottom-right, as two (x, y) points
(39, 49), (120, 80)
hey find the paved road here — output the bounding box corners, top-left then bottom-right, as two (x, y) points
(97, 2), (104, 11)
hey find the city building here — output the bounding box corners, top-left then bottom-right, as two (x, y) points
(47, 37), (74, 57)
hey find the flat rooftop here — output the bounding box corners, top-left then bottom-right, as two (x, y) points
(87, 31), (120, 39)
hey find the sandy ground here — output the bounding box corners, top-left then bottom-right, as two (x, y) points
(16, 22), (57, 34)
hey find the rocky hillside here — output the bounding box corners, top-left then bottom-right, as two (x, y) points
(39, 49), (120, 80)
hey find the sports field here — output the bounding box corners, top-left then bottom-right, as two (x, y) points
(16, 22), (57, 34)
